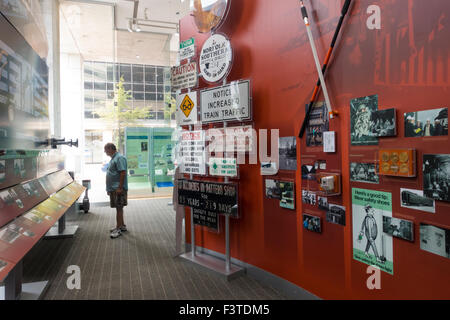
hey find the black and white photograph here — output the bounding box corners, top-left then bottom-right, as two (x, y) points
(303, 214), (322, 233)
(279, 181), (295, 210)
(350, 162), (379, 184)
(0, 259), (7, 272)
(13, 158), (25, 178)
(423, 154), (450, 202)
(302, 190), (316, 205)
(326, 204), (346, 226)
(350, 94), (379, 145)
(318, 196), (329, 211)
(279, 136), (297, 171)
(370, 108), (396, 137)
(404, 107), (448, 137)
(301, 164), (316, 180)
(420, 223), (450, 259)
(265, 179), (281, 199)
(401, 188), (435, 213)
(383, 216), (414, 242)
(0, 189), (15, 205)
(306, 101), (329, 147)
(0, 226), (21, 244)
(260, 161), (278, 175)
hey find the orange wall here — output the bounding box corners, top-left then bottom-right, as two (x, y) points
(180, 0), (450, 299)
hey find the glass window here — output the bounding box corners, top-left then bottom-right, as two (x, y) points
(164, 85), (171, 93)
(157, 111), (164, 120)
(84, 61), (93, 80)
(107, 64), (115, 82)
(157, 93), (164, 101)
(133, 83), (144, 92)
(84, 82), (93, 90)
(133, 92), (144, 101)
(119, 64), (131, 82)
(156, 85), (163, 92)
(145, 84), (156, 92)
(132, 64), (143, 82)
(145, 93), (156, 101)
(107, 83), (114, 91)
(92, 62), (107, 82)
(145, 66), (156, 84)
(123, 83), (132, 91)
(107, 91), (115, 99)
(94, 82), (106, 90)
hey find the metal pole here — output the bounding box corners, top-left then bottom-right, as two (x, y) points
(223, 101), (231, 272)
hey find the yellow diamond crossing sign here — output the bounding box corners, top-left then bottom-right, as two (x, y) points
(180, 95), (194, 117)
(176, 91), (198, 125)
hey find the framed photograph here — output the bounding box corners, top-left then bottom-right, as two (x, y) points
(306, 101), (329, 147)
(318, 196), (329, 211)
(265, 179), (281, 199)
(423, 154), (450, 202)
(260, 161), (278, 175)
(0, 259), (7, 272)
(420, 223), (450, 259)
(303, 214), (322, 233)
(279, 181), (295, 210)
(370, 108), (396, 137)
(404, 108), (448, 138)
(301, 164), (316, 180)
(350, 94), (379, 145)
(383, 216), (414, 242)
(400, 188), (435, 213)
(326, 204), (346, 226)
(302, 190), (316, 206)
(350, 162), (379, 184)
(279, 137), (297, 171)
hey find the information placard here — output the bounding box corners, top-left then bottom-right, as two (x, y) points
(206, 124), (254, 152)
(200, 80), (251, 123)
(171, 62), (198, 91)
(179, 131), (206, 175)
(209, 157), (237, 177)
(193, 208), (219, 231)
(199, 33), (232, 83)
(179, 37), (195, 61)
(176, 92), (198, 126)
(178, 179), (238, 217)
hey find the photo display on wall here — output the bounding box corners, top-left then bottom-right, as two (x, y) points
(404, 108), (448, 138)
(279, 137), (297, 171)
(305, 101), (329, 147)
(326, 204), (346, 226)
(423, 154), (450, 202)
(420, 223), (450, 259)
(400, 188), (435, 213)
(303, 214), (321, 233)
(350, 162), (379, 184)
(350, 94), (379, 145)
(370, 108), (396, 137)
(383, 216), (414, 242)
(279, 181), (295, 210)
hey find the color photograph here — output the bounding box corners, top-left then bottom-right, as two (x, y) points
(279, 181), (295, 210)
(404, 107), (448, 137)
(301, 164), (316, 180)
(350, 94), (379, 145)
(303, 214), (321, 233)
(306, 101), (329, 147)
(265, 179), (281, 199)
(423, 154), (450, 202)
(383, 216), (414, 242)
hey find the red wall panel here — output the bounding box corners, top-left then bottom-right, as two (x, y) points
(181, 0), (450, 299)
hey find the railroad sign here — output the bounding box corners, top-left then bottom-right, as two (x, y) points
(176, 92), (198, 126)
(179, 130), (206, 175)
(209, 157), (237, 177)
(171, 62), (198, 91)
(200, 79), (251, 123)
(199, 33), (232, 83)
(205, 124), (254, 153)
(179, 37), (195, 61)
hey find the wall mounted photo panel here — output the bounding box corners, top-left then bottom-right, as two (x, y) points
(350, 94), (379, 145)
(279, 181), (295, 210)
(400, 188), (435, 213)
(326, 204), (346, 226)
(279, 136), (297, 171)
(370, 108), (396, 137)
(382, 216), (414, 242)
(302, 214), (321, 233)
(265, 179), (281, 199)
(423, 154), (450, 202)
(302, 189), (316, 206)
(306, 101), (329, 147)
(404, 108), (448, 137)
(318, 196), (329, 211)
(420, 223), (450, 259)
(350, 162), (379, 184)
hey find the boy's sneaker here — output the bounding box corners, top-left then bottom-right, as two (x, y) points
(109, 225), (127, 233)
(110, 228), (122, 239)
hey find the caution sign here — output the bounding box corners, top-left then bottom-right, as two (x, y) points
(171, 62), (198, 91)
(176, 92), (198, 126)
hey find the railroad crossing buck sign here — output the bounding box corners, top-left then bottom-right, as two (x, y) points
(176, 92), (198, 125)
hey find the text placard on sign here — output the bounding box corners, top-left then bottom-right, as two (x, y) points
(206, 124), (254, 153)
(193, 208), (219, 231)
(176, 92), (198, 126)
(171, 62), (198, 91)
(199, 33), (232, 83)
(179, 130), (206, 175)
(179, 37), (195, 61)
(209, 157), (237, 177)
(178, 179), (239, 217)
(200, 79), (251, 123)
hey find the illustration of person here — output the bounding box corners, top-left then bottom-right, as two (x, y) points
(358, 204), (384, 263)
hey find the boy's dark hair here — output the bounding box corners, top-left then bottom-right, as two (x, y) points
(104, 143), (117, 151)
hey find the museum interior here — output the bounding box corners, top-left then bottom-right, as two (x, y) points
(0, 0), (449, 302)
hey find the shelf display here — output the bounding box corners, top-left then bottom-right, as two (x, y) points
(423, 154), (450, 202)
(378, 149), (416, 177)
(404, 108), (448, 137)
(316, 172), (341, 196)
